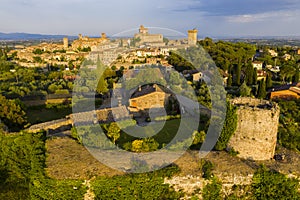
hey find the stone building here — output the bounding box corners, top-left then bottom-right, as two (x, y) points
(134, 25), (165, 46)
(72, 106), (131, 125)
(188, 29), (198, 46)
(228, 97), (280, 160)
(129, 84), (170, 112)
(71, 33), (108, 50)
(63, 37), (69, 50)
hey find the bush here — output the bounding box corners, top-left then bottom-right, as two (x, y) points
(252, 166), (300, 200)
(277, 100), (300, 151)
(131, 138), (159, 152)
(91, 166), (182, 200)
(202, 177), (222, 200)
(227, 148), (239, 156)
(154, 115), (181, 121)
(201, 160), (214, 179)
(54, 89), (69, 95)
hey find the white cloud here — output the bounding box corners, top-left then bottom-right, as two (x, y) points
(226, 10), (300, 23)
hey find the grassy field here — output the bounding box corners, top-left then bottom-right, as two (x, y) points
(26, 104), (72, 125)
(46, 137), (123, 180)
(117, 118), (202, 149)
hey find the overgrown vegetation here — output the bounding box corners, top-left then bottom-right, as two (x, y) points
(277, 99), (300, 151)
(202, 177), (222, 200)
(0, 131), (86, 199)
(215, 101), (238, 151)
(252, 165), (300, 200)
(91, 165), (182, 200)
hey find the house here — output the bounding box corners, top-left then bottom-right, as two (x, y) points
(192, 72), (203, 82)
(128, 84), (171, 112)
(282, 54), (291, 61)
(182, 69), (203, 82)
(269, 82), (300, 100)
(268, 49), (278, 57)
(257, 70), (267, 81)
(252, 61), (263, 70)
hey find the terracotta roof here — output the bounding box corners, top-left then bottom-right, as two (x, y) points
(131, 84), (171, 99)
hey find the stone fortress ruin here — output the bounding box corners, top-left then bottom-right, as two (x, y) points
(228, 97), (280, 160)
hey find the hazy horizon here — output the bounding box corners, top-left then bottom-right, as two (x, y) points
(1, 0), (300, 37)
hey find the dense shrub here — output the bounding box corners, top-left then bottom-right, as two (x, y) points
(252, 166), (300, 200)
(215, 101), (237, 150)
(92, 165), (182, 200)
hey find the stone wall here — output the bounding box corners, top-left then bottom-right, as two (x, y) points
(28, 118), (72, 133)
(28, 106), (131, 132)
(228, 97), (280, 160)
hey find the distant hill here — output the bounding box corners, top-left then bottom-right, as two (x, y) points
(0, 32), (77, 40)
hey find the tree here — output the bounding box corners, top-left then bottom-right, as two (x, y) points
(192, 130), (206, 145)
(266, 73), (273, 89)
(227, 74), (232, 87)
(245, 62), (254, 85)
(238, 81), (251, 97)
(277, 99), (300, 151)
(48, 84), (58, 93)
(107, 122), (121, 144)
(252, 166), (300, 200)
(32, 48), (43, 55)
(0, 95), (27, 131)
(293, 67), (299, 83)
(96, 76), (109, 94)
(169, 71), (182, 85)
(235, 64), (241, 85)
(253, 68), (258, 85)
(215, 101), (237, 151)
(280, 64), (296, 83)
(33, 56), (43, 63)
(257, 79), (266, 99)
(130, 138), (159, 152)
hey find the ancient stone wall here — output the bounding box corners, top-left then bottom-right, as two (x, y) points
(228, 97), (280, 160)
(28, 118), (72, 133)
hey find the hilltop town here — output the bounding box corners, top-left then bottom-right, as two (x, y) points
(0, 25), (300, 199)
(7, 25), (198, 69)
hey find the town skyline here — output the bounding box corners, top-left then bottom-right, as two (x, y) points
(1, 0), (300, 37)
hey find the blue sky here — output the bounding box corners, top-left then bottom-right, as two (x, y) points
(1, 0), (300, 37)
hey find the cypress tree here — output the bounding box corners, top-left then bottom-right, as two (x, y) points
(293, 68), (299, 83)
(235, 64), (241, 86)
(257, 79), (266, 99)
(253, 68), (258, 85)
(245, 62), (254, 85)
(227, 75), (232, 87)
(266, 73), (273, 89)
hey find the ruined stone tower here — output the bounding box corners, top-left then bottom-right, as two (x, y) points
(188, 29), (198, 46)
(63, 37), (69, 50)
(228, 98), (280, 160)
